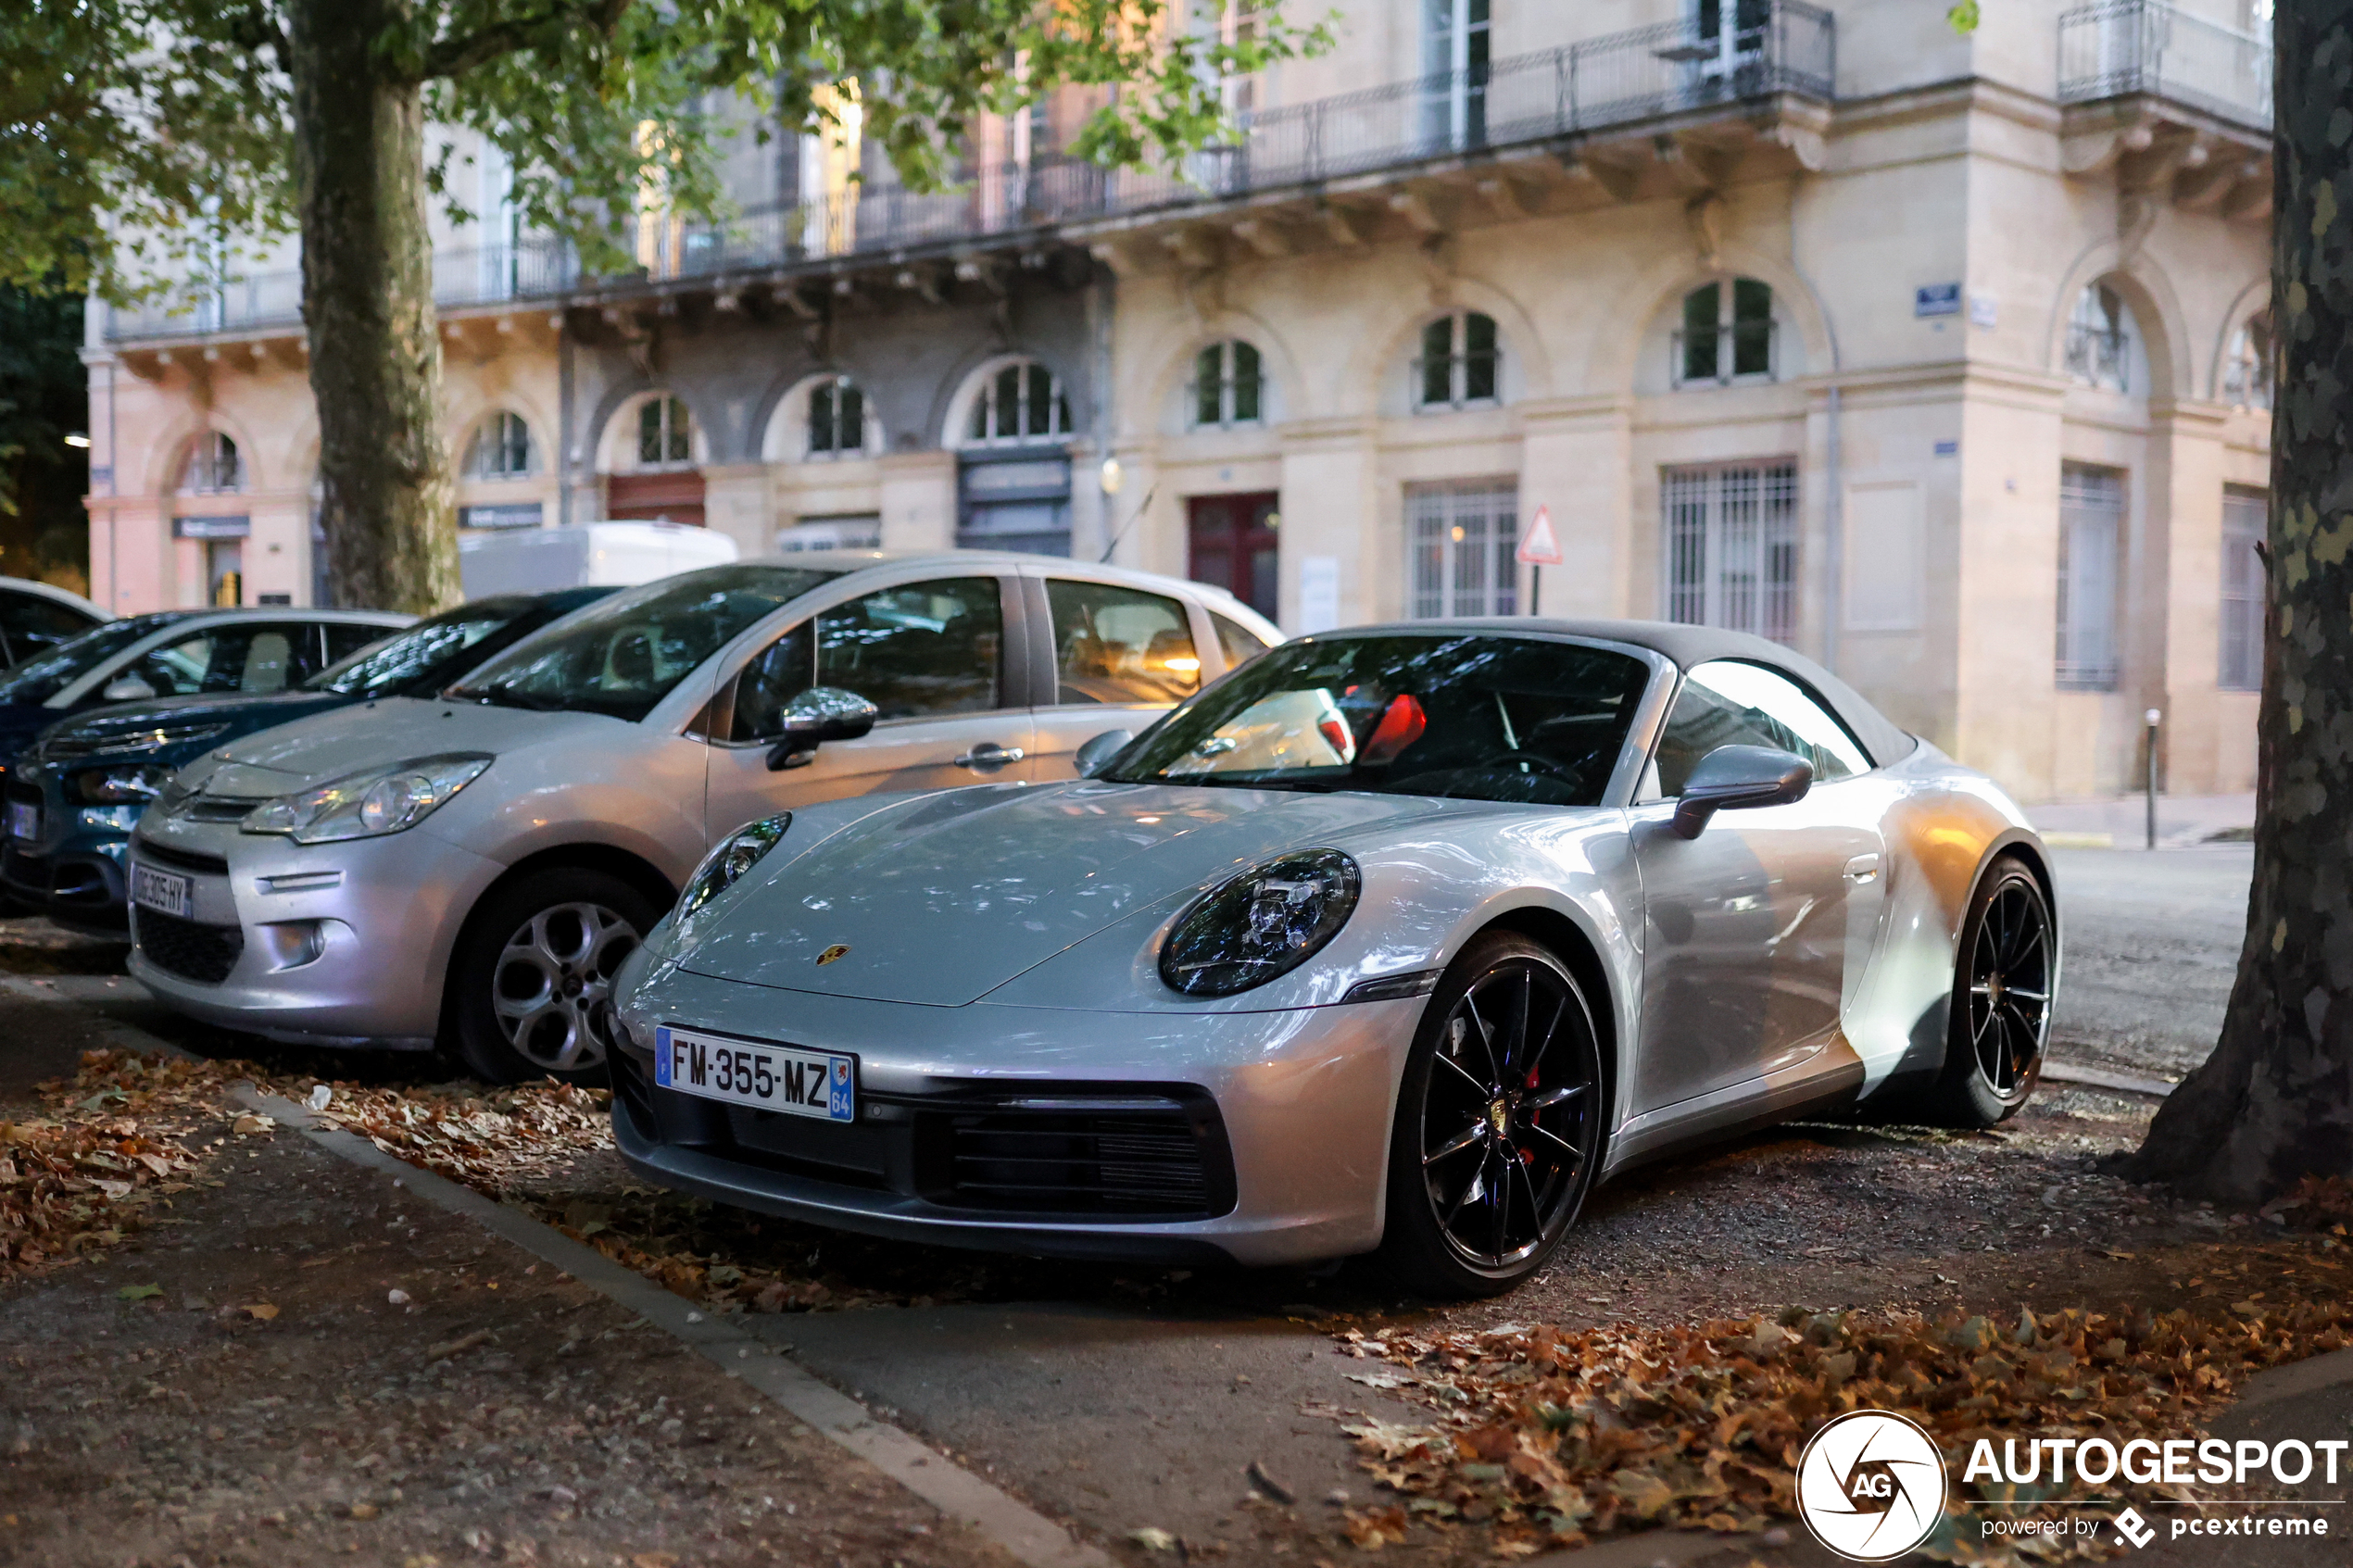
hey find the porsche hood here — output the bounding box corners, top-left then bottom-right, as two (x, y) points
(674, 782), (1455, 1007)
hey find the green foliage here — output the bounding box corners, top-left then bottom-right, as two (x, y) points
(1947, 1), (1982, 33)
(5, 0), (1335, 292)
(0, 286), (91, 588)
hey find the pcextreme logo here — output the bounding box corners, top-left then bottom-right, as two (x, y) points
(1795, 1410), (1949, 1562)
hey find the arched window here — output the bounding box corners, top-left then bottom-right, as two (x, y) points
(1416, 312), (1499, 409)
(2065, 284), (2133, 392)
(2223, 311), (2273, 410)
(966, 360), (1072, 445)
(635, 395), (693, 467)
(466, 411), (535, 479)
(1675, 279), (1775, 386)
(181, 431), (244, 494)
(1191, 341), (1264, 428)
(808, 376), (866, 456)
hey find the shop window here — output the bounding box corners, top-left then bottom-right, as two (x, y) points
(2057, 463), (2125, 690)
(1662, 461), (1798, 645)
(1415, 313), (1500, 410)
(1408, 480), (1517, 618)
(1675, 280), (1776, 386)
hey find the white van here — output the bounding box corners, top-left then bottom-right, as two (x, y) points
(458, 521), (740, 599)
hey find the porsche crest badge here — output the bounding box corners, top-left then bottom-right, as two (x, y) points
(816, 944), (850, 966)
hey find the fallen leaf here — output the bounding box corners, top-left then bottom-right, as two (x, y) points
(116, 1284), (163, 1301)
(243, 1304), (279, 1321)
(1126, 1527), (1177, 1552)
(348, 1501), (378, 1521)
(231, 1114), (275, 1135)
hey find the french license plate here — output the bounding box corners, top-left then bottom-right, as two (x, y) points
(4, 802), (36, 842)
(131, 862), (192, 918)
(653, 1024), (855, 1122)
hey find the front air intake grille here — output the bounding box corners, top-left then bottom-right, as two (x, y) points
(134, 908), (244, 985)
(129, 838), (229, 877)
(923, 1099), (1235, 1219)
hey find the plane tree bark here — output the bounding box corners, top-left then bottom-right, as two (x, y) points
(2128, 0), (2353, 1201)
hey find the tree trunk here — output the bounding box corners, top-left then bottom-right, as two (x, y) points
(285, 0), (459, 614)
(2130, 0), (2353, 1202)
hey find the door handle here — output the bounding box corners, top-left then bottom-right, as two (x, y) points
(1843, 853), (1881, 884)
(954, 744), (1026, 771)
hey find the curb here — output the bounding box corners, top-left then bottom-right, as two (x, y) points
(65, 999), (1114, 1568)
(2041, 1061), (2178, 1098)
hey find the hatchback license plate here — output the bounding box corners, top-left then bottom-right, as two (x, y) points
(654, 1025), (855, 1122)
(4, 802), (36, 842)
(132, 863), (192, 919)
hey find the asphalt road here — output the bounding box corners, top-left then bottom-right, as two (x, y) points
(2045, 845), (2253, 1081)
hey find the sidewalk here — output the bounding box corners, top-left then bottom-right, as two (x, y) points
(2028, 792), (2255, 849)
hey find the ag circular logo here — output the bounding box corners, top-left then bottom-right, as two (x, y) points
(1794, 1410), (1948, 1562)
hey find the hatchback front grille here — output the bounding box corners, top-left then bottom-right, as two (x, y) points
(129, 838), (230, 877)
(134, 908), (244, 985)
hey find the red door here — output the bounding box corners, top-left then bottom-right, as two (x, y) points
(606, 470), (708, 528)
(1186, 493), (1279, 621)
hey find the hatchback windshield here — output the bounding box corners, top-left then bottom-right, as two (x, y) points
(306, 590), (609, 700)
(1103, 633), (1652, 806)
(0, 614), (188, 708)
(445, 566), (842, 721)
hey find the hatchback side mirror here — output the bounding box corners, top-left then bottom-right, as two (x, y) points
(102, 674), (157, 702)
(1073, 729), (1134, 778)
(765, 686), (880, 771)
(1669, 745), (1813, 838)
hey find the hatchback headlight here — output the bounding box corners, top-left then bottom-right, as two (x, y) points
(677, 813), (792, 922)
(1159, 848), (1361, 997)
(71, 763), (175, 804)
(240, 754), (493, 845)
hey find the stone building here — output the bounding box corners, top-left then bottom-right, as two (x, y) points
(82, 0), (2275, 801)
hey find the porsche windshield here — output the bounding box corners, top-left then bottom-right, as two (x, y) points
(1103, 634), (1652, 806)
(444, 566), (842, 721)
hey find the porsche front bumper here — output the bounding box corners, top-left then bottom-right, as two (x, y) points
(610, 965), (1425, 1267)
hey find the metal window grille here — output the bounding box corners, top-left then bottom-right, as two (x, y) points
(1408, 480), (1519, 619)
(2223, 315), (2274, 410)
(1660, 461), (1798, 643)
(635, 396), (691, 466)
(1672, 278), (1778, 386)
(2057, 464), (2125, 690)
(183, 432), (242, 494)
(1413, 313), (1501, 410)
(2219, 484), (2266, 691)
(2064, 285), (2133, 392)
(1190, 342), (1265, 428)
(472, 412), (533, 478)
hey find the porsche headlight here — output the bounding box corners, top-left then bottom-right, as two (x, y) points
(1159, 848), (1361, 997)
(240, 754), (493, 845)
(677, 813), (792, 922)
(71, 763), (175, 804)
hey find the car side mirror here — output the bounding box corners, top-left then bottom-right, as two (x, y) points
(764, 686), (879, 771)
(1073, 729), (1134, 778)
(1669, 745), (1813, 839)
(102, 674), (157, 702)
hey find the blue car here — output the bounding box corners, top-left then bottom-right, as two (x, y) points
(4, 588), (612, 929)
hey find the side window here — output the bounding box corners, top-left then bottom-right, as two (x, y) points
(1046, 580), (1201, 706)
(324, 623), (391, 665)
(1652, 659), (1869, 797)
(1210, 611), (1271, 672)
(730, 623), (816, 741)
(0, 595), (97, 665)
(811, 577), (1003, 722)
(121, 625), (324, 698)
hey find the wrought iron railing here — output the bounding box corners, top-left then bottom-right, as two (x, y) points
(104, 2), (1835, 344)
(2057, 0), (2271, 130)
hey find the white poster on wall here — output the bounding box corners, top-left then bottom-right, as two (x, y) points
(1296, 555), (1340, 634)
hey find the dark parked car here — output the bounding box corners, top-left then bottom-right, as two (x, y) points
(3, 589), (611, 928)
(0, 578), (107, 665)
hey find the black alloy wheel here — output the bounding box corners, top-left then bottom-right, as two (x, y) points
(1377, 931), (1604, 1298)
(450, 866), (658, 1085)
(1927, 856), (2053, 1126)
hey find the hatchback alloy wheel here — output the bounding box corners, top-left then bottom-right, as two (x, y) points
(492, 900), (640, 1073)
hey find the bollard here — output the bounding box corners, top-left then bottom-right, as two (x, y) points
(2144, 708), (2162, 850)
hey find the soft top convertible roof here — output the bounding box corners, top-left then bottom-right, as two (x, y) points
(1320, 618), (1919, 771)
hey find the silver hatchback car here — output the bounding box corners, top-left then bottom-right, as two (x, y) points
(127, 553), (1279, 1081)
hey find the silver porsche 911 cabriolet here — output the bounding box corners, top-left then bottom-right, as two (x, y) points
(607, 620), (2057, 1298)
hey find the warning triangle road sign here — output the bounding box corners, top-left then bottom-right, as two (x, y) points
(1516, 504), (1564, 567)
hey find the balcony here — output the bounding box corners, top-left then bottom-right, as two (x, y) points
(104, 2), (1836, 346)
(2058, 0), (2271, 131)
